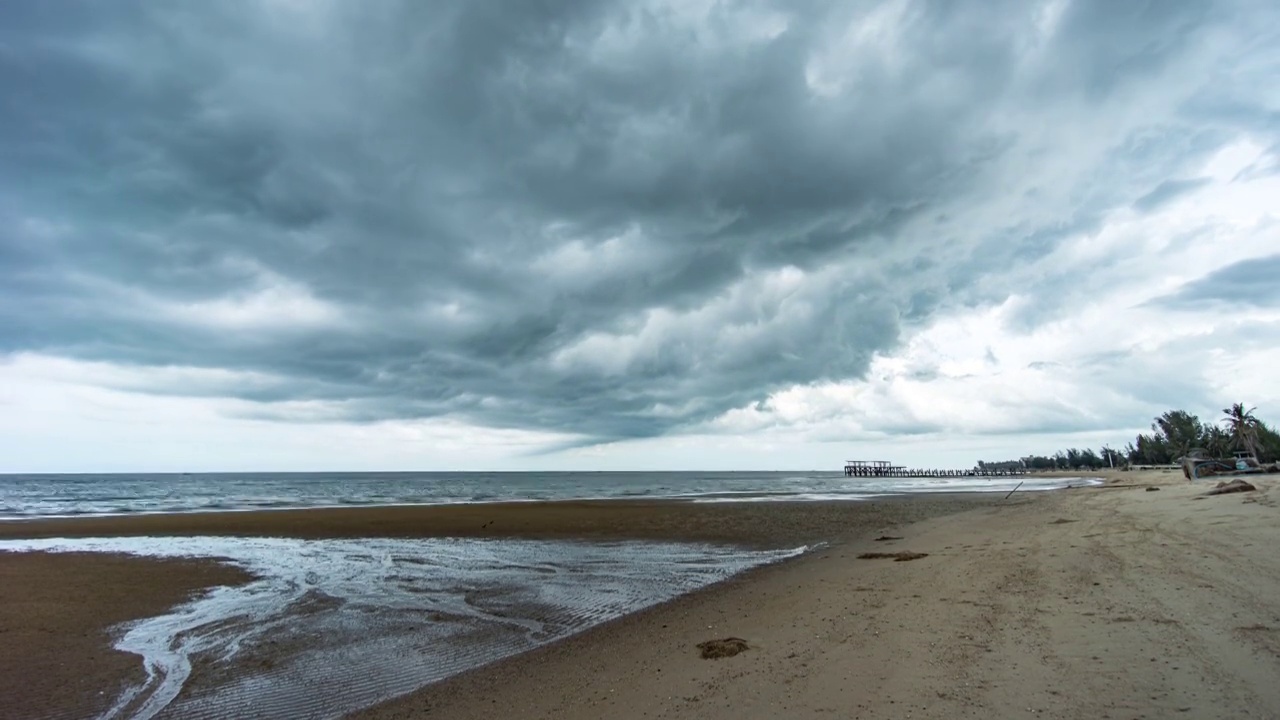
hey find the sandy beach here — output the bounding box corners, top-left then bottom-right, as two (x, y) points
(352, 470), (1280, 720)
(0, 495), (988, 719)
(4, 472), (1280, 719)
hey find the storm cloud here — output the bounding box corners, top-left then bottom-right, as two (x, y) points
(1155, 253), (1280, 309)
(2, 0), (1278, 447)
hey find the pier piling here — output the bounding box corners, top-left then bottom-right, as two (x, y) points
(842, 460), (1022, 479)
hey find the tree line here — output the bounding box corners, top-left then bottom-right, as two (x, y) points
(977, 403), (1280, 470)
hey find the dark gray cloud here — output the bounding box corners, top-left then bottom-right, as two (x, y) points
(1132, 177), (1212, 212)
(1154, 253), (1280, 309)
(1, 0), (1276, 441)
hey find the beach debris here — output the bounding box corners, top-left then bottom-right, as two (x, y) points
(697, 637), (749, 659)
(1146, 486), (1161, 492)
(857, 551), (929, 562)
(1206, 479), (1257, 496)
(1182, 450), (1278, 480)
(873, 535), (904, 542)
(1049, 518), (1077, 524)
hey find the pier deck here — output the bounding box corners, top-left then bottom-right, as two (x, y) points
(843, 460), (1022, 478)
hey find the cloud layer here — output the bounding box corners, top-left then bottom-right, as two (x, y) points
(2, 0), (1279, 466)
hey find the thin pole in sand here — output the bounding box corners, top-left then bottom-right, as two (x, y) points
(1003, 481), (1025, 501)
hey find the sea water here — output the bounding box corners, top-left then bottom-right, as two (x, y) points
(0, 471), (1099, 519)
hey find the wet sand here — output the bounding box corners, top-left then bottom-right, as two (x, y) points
(0, 496), (991, 719)
(0, 495), (994, 547)
(0, 552), (251, 720)
(356, 470), (1280, 720)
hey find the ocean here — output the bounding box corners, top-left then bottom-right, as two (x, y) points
(0, 470), (1092, 520)
(0, 472), (1098, 720)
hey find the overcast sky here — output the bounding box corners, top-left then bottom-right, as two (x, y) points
(2, 0), (1278, 472)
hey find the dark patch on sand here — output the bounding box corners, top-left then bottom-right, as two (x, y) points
(697, 637), (749, 659)
(873, 535), (904, 541)
(857, 552), (929, 562)
(1207, 479), (1257, 496)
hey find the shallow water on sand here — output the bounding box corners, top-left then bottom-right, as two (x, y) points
(0, 536), (807, 720)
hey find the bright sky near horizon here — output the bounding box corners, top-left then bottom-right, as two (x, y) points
(2, 0), (1278, 473)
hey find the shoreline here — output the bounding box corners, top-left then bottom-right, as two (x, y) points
(353, 535), (850, 719)
(8, 471), (1277, 719)
(0, 493), (993, 720)
(356, 469), (1280, 719)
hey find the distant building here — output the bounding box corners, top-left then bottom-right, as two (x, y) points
(977, 460), (1024, 472)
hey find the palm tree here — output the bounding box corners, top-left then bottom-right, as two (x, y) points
(1222, 403), (1261, 459)
(1201, 426), (1233, 459)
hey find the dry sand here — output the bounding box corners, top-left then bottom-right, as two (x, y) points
(356, 470), (1280, 720)
(6, 472), (1280, 719)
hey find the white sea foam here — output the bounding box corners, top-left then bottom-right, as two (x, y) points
(0, 537), (807, 720)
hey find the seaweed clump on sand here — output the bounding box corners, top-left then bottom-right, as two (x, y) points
(1206, 479), (1257, 496)
(857, 551), (929, 562)
(697, 637), (749, 659)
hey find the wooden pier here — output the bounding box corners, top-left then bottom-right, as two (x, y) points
(843, 460), (1022, 478)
